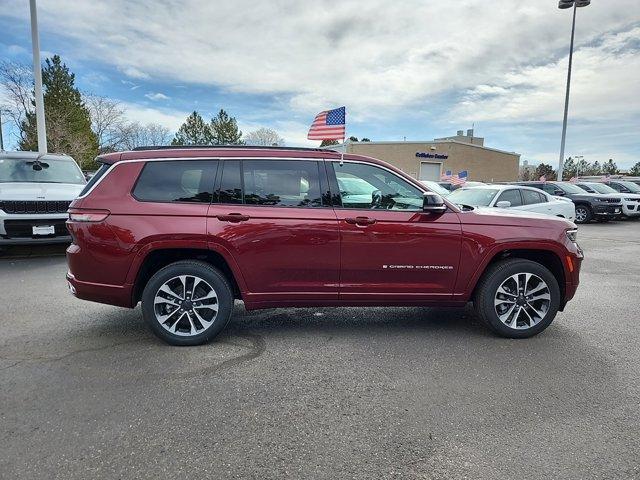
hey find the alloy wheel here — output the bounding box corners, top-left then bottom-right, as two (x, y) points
(153, 275), (219, 336)
(493, 273), (551, 330)
(575, 207), (588, 223)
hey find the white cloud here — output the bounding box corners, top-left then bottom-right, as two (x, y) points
(144, 92), (170, 101)
(1, 0), (639, 163)
(120, 102), (187, 131)
(2, 0), (637, 120)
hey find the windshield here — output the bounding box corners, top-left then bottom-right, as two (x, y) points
(447, 188), (499, 207)
(585, 183), (617, 194)
(420, 180), (451, 196)
(557, 182), (586, 194)
(0, 157), (85, 184)
(617, 181), (640, 193)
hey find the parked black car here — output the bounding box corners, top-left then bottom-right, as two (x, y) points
(599, 179), (640, 195)
(514, 181), (622, 224)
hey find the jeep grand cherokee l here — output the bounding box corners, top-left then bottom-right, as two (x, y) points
(66, 147), (583, 345)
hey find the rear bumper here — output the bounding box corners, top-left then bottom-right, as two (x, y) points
(66, 270), (134, 308)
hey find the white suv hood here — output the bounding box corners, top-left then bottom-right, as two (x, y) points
(0, 182), (84, 201)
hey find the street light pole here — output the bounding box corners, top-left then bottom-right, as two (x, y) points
(557, 0), (591, 181)
(29, 0), (47, 155)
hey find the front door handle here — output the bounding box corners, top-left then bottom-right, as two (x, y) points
(345, 216), (376, 226)
(217, 213), (250, 223)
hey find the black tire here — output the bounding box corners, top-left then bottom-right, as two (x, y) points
(141, 260), (234, 346)
(574, 205), (593, 224)
(474, 259), (561, 339)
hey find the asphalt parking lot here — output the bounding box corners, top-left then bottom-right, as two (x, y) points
(1, 221), (639, 479)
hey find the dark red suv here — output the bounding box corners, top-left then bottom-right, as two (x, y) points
(66, 146), (583, 345)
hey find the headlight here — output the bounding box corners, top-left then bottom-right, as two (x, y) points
(566, 229), (578, 243)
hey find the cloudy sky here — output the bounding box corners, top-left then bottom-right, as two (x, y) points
(1, 0), (639, 167)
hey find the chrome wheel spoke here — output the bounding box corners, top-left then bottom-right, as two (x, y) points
(153, 274), (219, 337)
(494, 272), (551, 330)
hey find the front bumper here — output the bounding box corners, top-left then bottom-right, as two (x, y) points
(0, 212), (71, 245)
(593, 204), (622, 217)
(622, 202), (640, 217)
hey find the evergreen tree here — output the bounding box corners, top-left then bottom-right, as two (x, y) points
(629, 162), (640, 176)
(590, 161), (602, 175)
(348, 136), (359, 142)
(562, 157), (576, 180)
(575, 158), (589, 177)
(19, 55), (99, 169)
(602, 159), (619, 175)
(172, 111), (213, 145)
(319, 139), (338, 147)
(535, 163), (556, 180)
(210, 109), (243, 145)
(361, 138), (371, 142)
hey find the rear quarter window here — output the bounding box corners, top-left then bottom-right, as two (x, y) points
(133, 160), (218, 203)
(79, 163), (110, 196)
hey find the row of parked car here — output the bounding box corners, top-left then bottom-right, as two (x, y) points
(425, 178), (640, 224)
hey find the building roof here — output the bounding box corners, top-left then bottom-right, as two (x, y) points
(345, 139), (520, 157)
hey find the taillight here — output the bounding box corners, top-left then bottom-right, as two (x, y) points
(68, 209), (110, 222)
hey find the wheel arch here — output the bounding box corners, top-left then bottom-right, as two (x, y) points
(131, 246), (244, 306)
(470, 248), (567, 309)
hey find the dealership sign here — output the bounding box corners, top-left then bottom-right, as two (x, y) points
(416, 152), (448, 159)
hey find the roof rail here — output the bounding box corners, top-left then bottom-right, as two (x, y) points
(131, 145), (338, 153)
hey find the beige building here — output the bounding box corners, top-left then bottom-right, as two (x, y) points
(339, 130), (520, 182)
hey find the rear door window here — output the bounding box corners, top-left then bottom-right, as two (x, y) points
(133, 160), (217, 203)
(522, 189), (546, 205)
(243, 160), (323, 207)
(496, 189), (523, 207)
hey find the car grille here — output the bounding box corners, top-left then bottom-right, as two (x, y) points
(3, 219), (69, 238)
(0, 200), (71, 214)
(601, 198), (622, 204)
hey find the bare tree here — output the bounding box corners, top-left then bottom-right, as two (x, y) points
(84, 94), (126, 153)
(118, 121), (171, 150)
(244, 127), (285, 146)
(0, 61), (33, 137)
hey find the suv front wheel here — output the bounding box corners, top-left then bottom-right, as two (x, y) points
(141, 260), (233, 346)
(474, 259), (561, 338)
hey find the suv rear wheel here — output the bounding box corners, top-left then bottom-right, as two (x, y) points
(474, 259), (560, 338)
(141, 260), (233, 346)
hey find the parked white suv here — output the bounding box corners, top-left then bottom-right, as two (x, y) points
(575, 182), (640, 218)
(446, 184), (576, 221)
(0, 151), (85, 246)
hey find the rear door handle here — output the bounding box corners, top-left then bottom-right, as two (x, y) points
(217, 213), (250, 223)
(345, 216), (376, 226)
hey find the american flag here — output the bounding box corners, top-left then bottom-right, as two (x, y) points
(569, 176), (577, 183)
(539, 175), (547, 182)
(441, 170), (452, 181)
(307, 107), (346, 141)
(450, 170), (468, 186)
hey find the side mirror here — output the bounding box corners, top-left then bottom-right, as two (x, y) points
(423, 192), (446, 214)
(496, 200), (511, 208)
(555, 190), (565, 196)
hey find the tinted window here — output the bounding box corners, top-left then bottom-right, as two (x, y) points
(576, 184), (595, 193)
(218, 160), (243, 204)
(333, 162), (424, 210)
(243, 160), (322, 207)
(521, 189), (546, 205)
(79, 163), (110, 196)
(496, 189), (523, 206)
(541, 184), (559, 195)
(133, 160), (217, 203)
